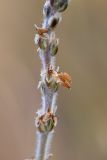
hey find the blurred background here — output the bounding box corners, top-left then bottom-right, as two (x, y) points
(0, 0), (107, 160)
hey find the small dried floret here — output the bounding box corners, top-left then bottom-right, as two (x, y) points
(58, 72), (72, 89)
(46, 66), (72, 89)
(35, 109), (57, 133)
(35, 24), (48, 37)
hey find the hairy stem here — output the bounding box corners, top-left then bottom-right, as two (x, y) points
(34, 0), (71, 159)
(35, 131), (54, 160)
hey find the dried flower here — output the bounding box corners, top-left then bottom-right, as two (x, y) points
(58, 72), (72, 88)
(35, 108), (57, 133)
(46, 66), (72, 89)
(35, 24), (48, 37)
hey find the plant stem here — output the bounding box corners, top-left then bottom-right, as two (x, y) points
(34, 0), (71, 159)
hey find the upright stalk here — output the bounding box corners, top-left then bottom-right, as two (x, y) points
(34, 0), (71, 159)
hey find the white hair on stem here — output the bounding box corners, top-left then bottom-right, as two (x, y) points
(34, 0), (70, 159)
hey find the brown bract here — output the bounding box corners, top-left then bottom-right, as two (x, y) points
(47, 66), (72, 89)
(58, 72), (72, 89)
(35, 108), (57, 133)
(35, 24), (48, 37)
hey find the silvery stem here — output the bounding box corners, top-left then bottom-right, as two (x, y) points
(34, 0), (69, 159)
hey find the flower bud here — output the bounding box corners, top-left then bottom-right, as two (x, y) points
(57, 0), (68, 12)
(48, 13), (62, 29)
(52, 0), (69, 12)
(50, 39), (59, 56)
(34, 34), (48, 51)
(46, 79), (59, 92)
(40, 39), (48, 50)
